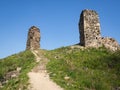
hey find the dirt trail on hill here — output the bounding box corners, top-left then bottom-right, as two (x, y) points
(28, 50), (63, 90)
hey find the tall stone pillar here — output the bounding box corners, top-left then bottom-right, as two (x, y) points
(26, 26), (40, 50)
(79, 9), (101, 47)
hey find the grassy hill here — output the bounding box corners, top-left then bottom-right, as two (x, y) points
(0, 46), (120, 90)
(0, 50), (37, 90)
(45, 46), (120, 90)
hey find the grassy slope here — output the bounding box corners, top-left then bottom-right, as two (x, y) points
(0, 47), (120, 90)
(45, 47), (120, 90)
(0, 50), (37, 90)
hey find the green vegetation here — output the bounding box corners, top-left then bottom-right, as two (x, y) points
(0, 50), (37, 90)
(46, 47), (120, 90)
(0, 47), (120, 90)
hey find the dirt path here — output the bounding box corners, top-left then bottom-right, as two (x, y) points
(28, 50), (63, 90)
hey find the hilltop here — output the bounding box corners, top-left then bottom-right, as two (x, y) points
(0, 46), (120, 90)
(0, 9), (120, 90)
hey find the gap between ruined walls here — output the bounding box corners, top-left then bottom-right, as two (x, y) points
(26, 9), (120, 51)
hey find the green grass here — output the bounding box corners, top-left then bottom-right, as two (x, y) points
(0, 47), (120, 90)
(46, 47), (120, 90)
(0, 50), (37, 90)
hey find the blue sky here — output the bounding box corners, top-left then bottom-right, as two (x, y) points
(0, 0), (120, 58)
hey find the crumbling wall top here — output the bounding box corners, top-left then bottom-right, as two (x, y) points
(26, 26), (40, 50)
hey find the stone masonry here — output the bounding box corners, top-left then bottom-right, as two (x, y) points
(26, 26), (40, 50)
(79, 9), (120, 51)
(79, 9), (101, 47)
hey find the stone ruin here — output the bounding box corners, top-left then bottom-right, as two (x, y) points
(25, 10), (119, 51)
(79, 9), (101, 47)
(26, 26), (40, 50)
(79, 9), (120, 51)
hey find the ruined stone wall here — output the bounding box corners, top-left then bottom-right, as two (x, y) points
(79, 9), (101, 47)
(100, 37), (120, 51)
(26, 26), (40, 50)
(79, 9), (120, 51)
